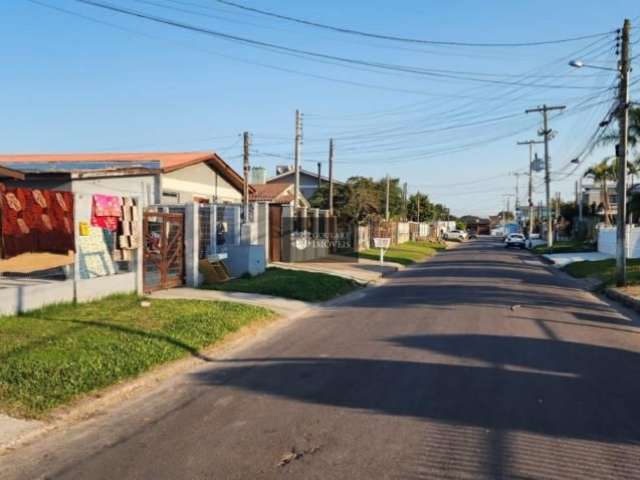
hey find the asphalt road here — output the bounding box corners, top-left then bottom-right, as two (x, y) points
(3, 237), (640, 479)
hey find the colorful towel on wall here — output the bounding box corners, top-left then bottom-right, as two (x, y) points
(0, 183), (75, 259)
(91, 194), (122, 232)
(78, 226), (117, 279)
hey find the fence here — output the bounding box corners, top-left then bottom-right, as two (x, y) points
(278, 206), (334, 262)
(154, 202), (268, 285)
(598, 226), (640, 258)
(1, 190), (143, 316)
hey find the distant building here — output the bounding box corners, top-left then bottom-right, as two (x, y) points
(266, 166), (343, 201)
(250, 166), (267, 185)
(0, 151), (248, 206)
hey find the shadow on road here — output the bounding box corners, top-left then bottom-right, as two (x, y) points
(192, 333), (640, 477)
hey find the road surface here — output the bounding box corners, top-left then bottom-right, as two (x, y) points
(3, 238), (640, 479)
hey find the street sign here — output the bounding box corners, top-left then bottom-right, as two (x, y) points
(373, 237), (391, 249)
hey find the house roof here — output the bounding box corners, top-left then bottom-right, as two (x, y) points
(0, 151), (249, 193)
(249, 183), (310, 207)
(266, 168), (344, 185)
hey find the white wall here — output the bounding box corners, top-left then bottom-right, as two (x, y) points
(162, 163), (242, 203)
(598, 226), (640, 258)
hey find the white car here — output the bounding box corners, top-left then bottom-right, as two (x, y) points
(443, 230), (468, 241)
(504, 233), (526, 249)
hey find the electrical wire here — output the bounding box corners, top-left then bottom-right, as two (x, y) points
(212, 0), (614, 48)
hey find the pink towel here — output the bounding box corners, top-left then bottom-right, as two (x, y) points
(91, 194), (121, 231)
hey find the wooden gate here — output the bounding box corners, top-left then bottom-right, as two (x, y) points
(143, 211), (184, 292)
(268, 205), (282, 262)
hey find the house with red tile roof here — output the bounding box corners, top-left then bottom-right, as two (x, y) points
(0, 151), (249, 205)
(250, 182), (309, 207)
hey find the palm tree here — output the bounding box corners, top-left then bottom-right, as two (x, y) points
(600, 106), (640, 162)
(584, 159), (615, 226)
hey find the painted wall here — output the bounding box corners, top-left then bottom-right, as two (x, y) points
(598, 226), (640, 258)
(71, 174), (155, 207)
(162, 163), (242, 204)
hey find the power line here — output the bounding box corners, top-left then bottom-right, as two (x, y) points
(213, 0), (614, 48)
(67, 0), (612, 90)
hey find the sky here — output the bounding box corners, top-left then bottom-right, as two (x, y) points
(1, 0), (639, 216)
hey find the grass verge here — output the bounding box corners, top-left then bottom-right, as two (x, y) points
(0, 294), (272, 418)
(203, 267), (360, 302)
(356, 241), (446, 266)
(562, 258), (640, 285)
(532, 240), (596, 255)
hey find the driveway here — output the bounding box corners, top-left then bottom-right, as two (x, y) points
(3, 238), (640, 479)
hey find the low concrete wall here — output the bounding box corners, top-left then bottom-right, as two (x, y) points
(0, 272), (138, 316)
(76, 272), (137, 302)
(598, 226), (640, 258)
(0, 280), (74, 316)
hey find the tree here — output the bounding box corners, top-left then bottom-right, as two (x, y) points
(583, 159), (615, 226)
(498, 210), (514, 222)
(310, 176), (382, 224)
(406, 192), (431, 221)
(600, 106), (640, 161)
(374, 177), (404, 219)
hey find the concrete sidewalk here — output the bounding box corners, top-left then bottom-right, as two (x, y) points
(271, 254), (403, 285)
(149, 288), (312, 317)
(543, 251), (612, 268)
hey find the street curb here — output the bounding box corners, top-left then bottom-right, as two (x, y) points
(605, 287), (640, 312)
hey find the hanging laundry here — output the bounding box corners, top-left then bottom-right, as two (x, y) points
(91, 194), (121, 232)
(0, 184), (75, 259)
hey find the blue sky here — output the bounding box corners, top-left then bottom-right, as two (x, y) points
(2, 0), (638, 216)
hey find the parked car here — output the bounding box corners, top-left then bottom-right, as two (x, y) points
(444, 230), (469, 241)
(504, 233), (526, 249)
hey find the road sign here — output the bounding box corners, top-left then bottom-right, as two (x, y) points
(373, 237), (391, 249)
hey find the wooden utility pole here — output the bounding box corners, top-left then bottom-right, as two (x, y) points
(293, 109), (302, 207)
(242, 131), (250, 223)
(517, 140), (543, 241)
(616, 18), (631, 286)
(402, 182), (408, 220)
(525, 104), (566, 247)
(416, 191), (421, 223)
(385, 174), (390, 221)
(328, 138), (334, 215)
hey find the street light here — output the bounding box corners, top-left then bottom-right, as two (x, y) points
(569, 18), (631, 286)
(568, 59), (618, 72)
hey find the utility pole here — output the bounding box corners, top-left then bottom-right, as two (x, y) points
(328, 138), (334, 215)
(385, 174), (390, 221)
(578, 176), (583, 222)
(242, 131), (250, 223)
(293, 109), (302, 207)
(517, 140), (543, 241)
(402, 182), (408, 220)
(317, 162), (322, 189)
(525, 104), (566, 247)
(616, 18), (631, 286)
(416, 191), (421, 223)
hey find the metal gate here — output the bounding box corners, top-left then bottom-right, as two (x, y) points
(143, 211), (184, 292)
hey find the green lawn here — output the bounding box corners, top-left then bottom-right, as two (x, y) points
(563, 258), (640, 284)
(203, 267), (360, 302)
(0, 295), (272, 418)
(356, 241), (446, 266)
(532, 240), (596, 255)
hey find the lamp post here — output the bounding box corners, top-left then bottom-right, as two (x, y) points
(569, 19), (632, 286)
